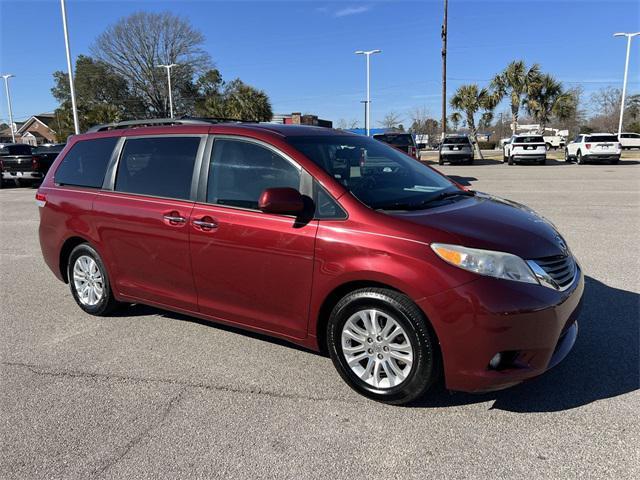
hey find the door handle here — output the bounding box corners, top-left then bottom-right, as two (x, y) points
(193, 218), (218, 230)
(163, 214), (186, 223)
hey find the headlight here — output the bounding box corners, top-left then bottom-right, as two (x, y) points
(431, 243), (539, 285)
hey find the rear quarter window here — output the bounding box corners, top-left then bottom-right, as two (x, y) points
(55, 137), (118, 188)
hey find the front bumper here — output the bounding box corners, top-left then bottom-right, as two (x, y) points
(418, 265), (583, 392)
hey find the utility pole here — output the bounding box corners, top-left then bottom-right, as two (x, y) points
(441, 0), (448, 139)
(355, 50), (381, 136)
(1, 74), (16, 142)
(613, 32), (639, 136)
(60, 0), (80, 135)
(157, 64), (178, 118)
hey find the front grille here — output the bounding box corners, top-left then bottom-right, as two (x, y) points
(532, 255), (576, 289)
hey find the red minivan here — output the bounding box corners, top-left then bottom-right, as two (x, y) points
(37, 119), (583, 404)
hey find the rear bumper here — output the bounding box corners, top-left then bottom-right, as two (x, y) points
(418, 266), (583, 393)
(440, 152), (473, 161)
(584, 154), (620, 161)
(512, 154), (546, 162)
(2, 171), (43, 180)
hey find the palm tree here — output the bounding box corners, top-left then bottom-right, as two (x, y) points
(449, 112), (462, 132)
(450, 84), (496, 159)
(524, 74), (576, 133)
(491, 60), (541, 134)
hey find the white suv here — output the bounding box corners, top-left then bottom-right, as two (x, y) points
(565, 133), (621, 164)
(502, 135), (547, 165)
(618, 132), (640, 150)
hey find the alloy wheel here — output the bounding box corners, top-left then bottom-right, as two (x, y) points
(73, 255), (104, 306)
(341, 309), (414, 389)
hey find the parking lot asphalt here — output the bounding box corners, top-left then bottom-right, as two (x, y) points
(1, 160), (639, 479)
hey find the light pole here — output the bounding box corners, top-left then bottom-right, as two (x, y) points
(157, 64), (178, 119)
(614, 32), (639, 136)
(60, 0), (79, 135)
(1, 74), (16, 142)
(355, 50), (381, 136)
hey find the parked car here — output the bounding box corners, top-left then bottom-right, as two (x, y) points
(503, 135), (547, 165)
(438, 135), (474, 165)
(564, 133), (621, 164)
(373, 132), (420, 160)
(0, 143), (41, 188)
(618, 132), (640, 150)
(33, 143), (66, 177)
(37, 119), (583, 405)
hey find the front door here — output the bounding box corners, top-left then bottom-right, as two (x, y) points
(93, 135), (204, 311)
(189, 137), (317, 339)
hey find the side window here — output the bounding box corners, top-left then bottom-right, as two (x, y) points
(207, 139), (301, 209)
(55, 137), (118, 188)
(313, 180), (346, 220)
(115, 137), (200, 200)
(574, 135), (582, 143)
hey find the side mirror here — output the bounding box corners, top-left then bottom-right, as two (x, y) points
(259, 187), (305, 215)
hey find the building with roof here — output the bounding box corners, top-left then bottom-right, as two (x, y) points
(15, 113), (59, 145)
(271, 112), (332, 128)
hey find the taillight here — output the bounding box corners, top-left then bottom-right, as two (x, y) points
(585, 143), (591, 150)
(35, 192), (47, 208)
(32, 156), (40, 171)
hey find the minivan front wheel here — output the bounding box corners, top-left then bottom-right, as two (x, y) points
(327, 288), (439, 405)
(68, 243), (120, 316)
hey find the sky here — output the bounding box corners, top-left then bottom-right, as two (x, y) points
(0, 0), (639, 127)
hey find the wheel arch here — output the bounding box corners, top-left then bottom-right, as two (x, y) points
(315, 280), (441, 358)
(59, 236), (91, 283)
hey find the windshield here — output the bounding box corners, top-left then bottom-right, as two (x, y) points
(288, 135), (458, 210)
(443, 136), (470, 145)
(373, 134), (415, 146)
(587, 135), (617, 142)
(514, 136), (544, 143)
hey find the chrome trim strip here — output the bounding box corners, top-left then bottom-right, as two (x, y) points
(526, 257), (577, 292)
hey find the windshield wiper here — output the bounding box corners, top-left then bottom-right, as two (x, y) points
(374, 189), (474, 211)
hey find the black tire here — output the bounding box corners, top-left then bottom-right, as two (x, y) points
(67, 243), (121, 316)
(467, 157), (474, 165)
(577, 151), (584, 165)
(538, 158), (546, 165)
(508, 156), (514, 165)
(564, 149), (571, 162)
(611, 158), (619, 164)
(327, 288), (439, 405)
(438, 156), (444, 165)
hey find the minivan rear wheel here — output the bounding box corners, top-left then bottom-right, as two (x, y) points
(68, 243), (120, 316)
(327, 288), (439, 405)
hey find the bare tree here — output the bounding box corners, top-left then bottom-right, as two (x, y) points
(92, 11), (211, 117)
(336, 118), (359, 129)
(589, 87), (622, 133)
(379, 111), (403, 129)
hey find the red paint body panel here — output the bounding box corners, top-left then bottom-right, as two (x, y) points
(37, 123), (583, 393)
(189, 203), (317, 339)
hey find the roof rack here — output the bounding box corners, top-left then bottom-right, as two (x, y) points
(86, 116), (256, 133)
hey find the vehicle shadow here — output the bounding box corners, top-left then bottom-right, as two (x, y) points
(412, 276), (639, 412)
(447, 175), (478, 187)
(112, 303), (323, 356)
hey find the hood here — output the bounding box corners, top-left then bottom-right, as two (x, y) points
(388, 192), (568, 260)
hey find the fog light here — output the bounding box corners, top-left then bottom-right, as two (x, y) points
(489, 353), (502, 369)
